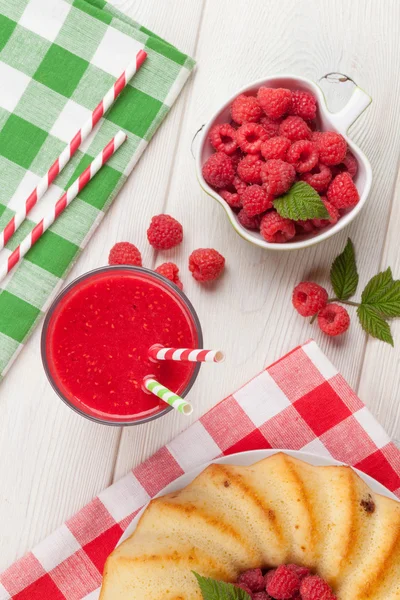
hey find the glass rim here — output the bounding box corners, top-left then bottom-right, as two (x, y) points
(41, 265), (203, 426)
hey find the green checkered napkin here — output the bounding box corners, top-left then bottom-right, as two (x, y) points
(0, 0), (195, 380)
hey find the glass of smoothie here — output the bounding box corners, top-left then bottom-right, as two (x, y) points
(41, 266), (203, 425)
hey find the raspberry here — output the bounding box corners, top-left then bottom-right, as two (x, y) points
(108, 242), (142, 266)
(237, 122), (269, 154)
(237, 208), (262, 230)
(286, 140), (318, 173)
(260, 211), (296, 243)
(189, 248), (225, 282)
(316, 131), (347, 166)
(230, 149), (244, 169)
(261, 136), (291, 161)
(311, 131), (323, 143)
(147, 214), (183, 250)
(296, 219), (315, 234)
(202, 152), (235, 188)
(264, 570), (276, 588)
(327, 172), (359, 209)
(289, 90), (317, 121)
(231, 94), (263, 124)
(292, 281), (328, 316)
(238, 568), (265, 592)
(300, 163), (332, 193)
(257, 87), (292, 120)
(155, 262), (183, 290)
(318, 304), (350, 336)
(332, 151), (358, 179)
(266, 564), (300, 599)
(242, 185), (273, 216)
(237, 154), (264, 184)
(209, 123), (238, 155)
(279, 116), (312, 141)
(312, 197), (339, 228)
(260, 159), (296, 196)
(234, 583), (253, 596)
(253, 593), (272, 600)
(219, 176), (246, 209)
(260, 115), (281, 137)
(300, 575), (336, 600)
(286, 564), (311, 580)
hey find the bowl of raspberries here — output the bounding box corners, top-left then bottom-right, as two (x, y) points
(197, 75), (372, 250)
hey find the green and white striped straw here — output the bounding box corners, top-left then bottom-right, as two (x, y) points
(143, 377), (193, 415)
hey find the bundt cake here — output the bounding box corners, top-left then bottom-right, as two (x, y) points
(100, 452), (400, 599)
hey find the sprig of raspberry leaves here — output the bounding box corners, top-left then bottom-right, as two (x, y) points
(193, 572), (251, 600)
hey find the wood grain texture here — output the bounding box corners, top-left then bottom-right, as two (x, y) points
(0, 0), (400, 574)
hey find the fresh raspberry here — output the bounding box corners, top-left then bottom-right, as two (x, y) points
(300, 575), (336, 600)
(261, 136), (291, 161)
(286, 564), (311, 580)
(209, 123), (238, 155)
(266, 564), (300, 599)
(238, 569), (265, 592)
(253, 593), (272, 600)
(108, 242), (142, 266)
(155, 262), (183, 290)
(237, 122), (269, 154)
(264, 570), (276, 588)
(318, 304), (350, 337)
(260, 211), (296, 243)
(261, 159), (296, 196)
(332, 151), (358, 179)
(327, 172), (359, 209)
(316, 131), (347, 166)
(234, 583), (253, 596)
(147, 214), (183, 250)
(279, 116), (312, 141)
(237, 154), (264, 184)
(286, 140), (318, 173)
(300, 163), (332, 193)
(312, 197), (339, 228)
(292, 281), (328, 316)
(260, 115), (281, 137)
(242, 185), (273, 216)
(231, 94), (263, 124)
(237, 208), (262, 230)
(257, 87), (292, 120)
(311, 131), (323, 143)
(289, 90), (317, 121)
(296, 219), (315, 234)
(219, 176), (246, 209)
(189, 248), (225, 282)
(202, 152), (235, 188)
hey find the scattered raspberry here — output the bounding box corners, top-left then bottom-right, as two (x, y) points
(296, 219), (315, 234)
(261, 136), (291, 161)
(189, 248), (225, 282)
(237, 154), (264, 184)
(286, 564), (311, 580)
(147, 214), (183, 250)
(327, 172), (359, 209)
(312, 197), (339, 228)
(219, 176), (246, 209)
(286, 139), (319, 173)
(231, 94), (263, 124)
(261, 159), (296, 196)
(209, 123), (238, 155)
(257, 87), (292, 120)
(242, 185), (273, 216)
(237, 122), (269, 154)
(318, 304), (350, 337)
(260, 211), (296, 243)
(155, 262), (183, 290)
(108, 242), (142, 266)
(260, 115), (281, 137)
(279, 116), (312, 141)
(300, 575), (336, 600)
(238, 568), (265, 593)
(316, 131), (347, 166)
(237, 208), (262, 230)
(292, 281), (328, 317)
(202, 152), (235, 188)
(300, 163), (332, 193)
(290, 90), (317, 121)
(266, 564), (300, 599)
(234, 583), (253, 596)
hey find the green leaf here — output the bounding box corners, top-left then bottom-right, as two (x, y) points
(357, 305), (394, 346)
(193, 572), (251, 600)
(330, 238), (359, 300)
(361, 268), (393, 305)
(273, 181), (330, 221)
(361, 267), (400, 317)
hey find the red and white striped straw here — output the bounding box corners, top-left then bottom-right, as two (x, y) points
(148, 344), (225, 363)
(0, 49), (147, 250)
(0, 131), (127, 282)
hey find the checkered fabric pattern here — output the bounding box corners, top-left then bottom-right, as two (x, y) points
(0, 340), (398, 599)
(0, 0), (195, 380)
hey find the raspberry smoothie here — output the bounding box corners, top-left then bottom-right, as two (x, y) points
(43, 267), (201, 423)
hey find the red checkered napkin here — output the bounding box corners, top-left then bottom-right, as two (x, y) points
(1, 340), (399, 599)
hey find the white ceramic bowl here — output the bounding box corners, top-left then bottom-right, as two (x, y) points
(195, 74), (372, 251)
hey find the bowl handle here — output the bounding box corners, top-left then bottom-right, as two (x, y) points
(320, 72), (372, 134)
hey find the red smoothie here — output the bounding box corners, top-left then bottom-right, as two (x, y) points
(44, 268), (199, 423)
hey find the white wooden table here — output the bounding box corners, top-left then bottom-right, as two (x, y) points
(1, 0), (400, 573)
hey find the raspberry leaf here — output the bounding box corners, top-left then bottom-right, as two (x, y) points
(360, 268), (400, 318)
(361, 268), (394, 304)
(273, 181), (330, 221)
(357, 305), (394, 346)
(193, 572), (251, 600)
(330, 238), (358, 300)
